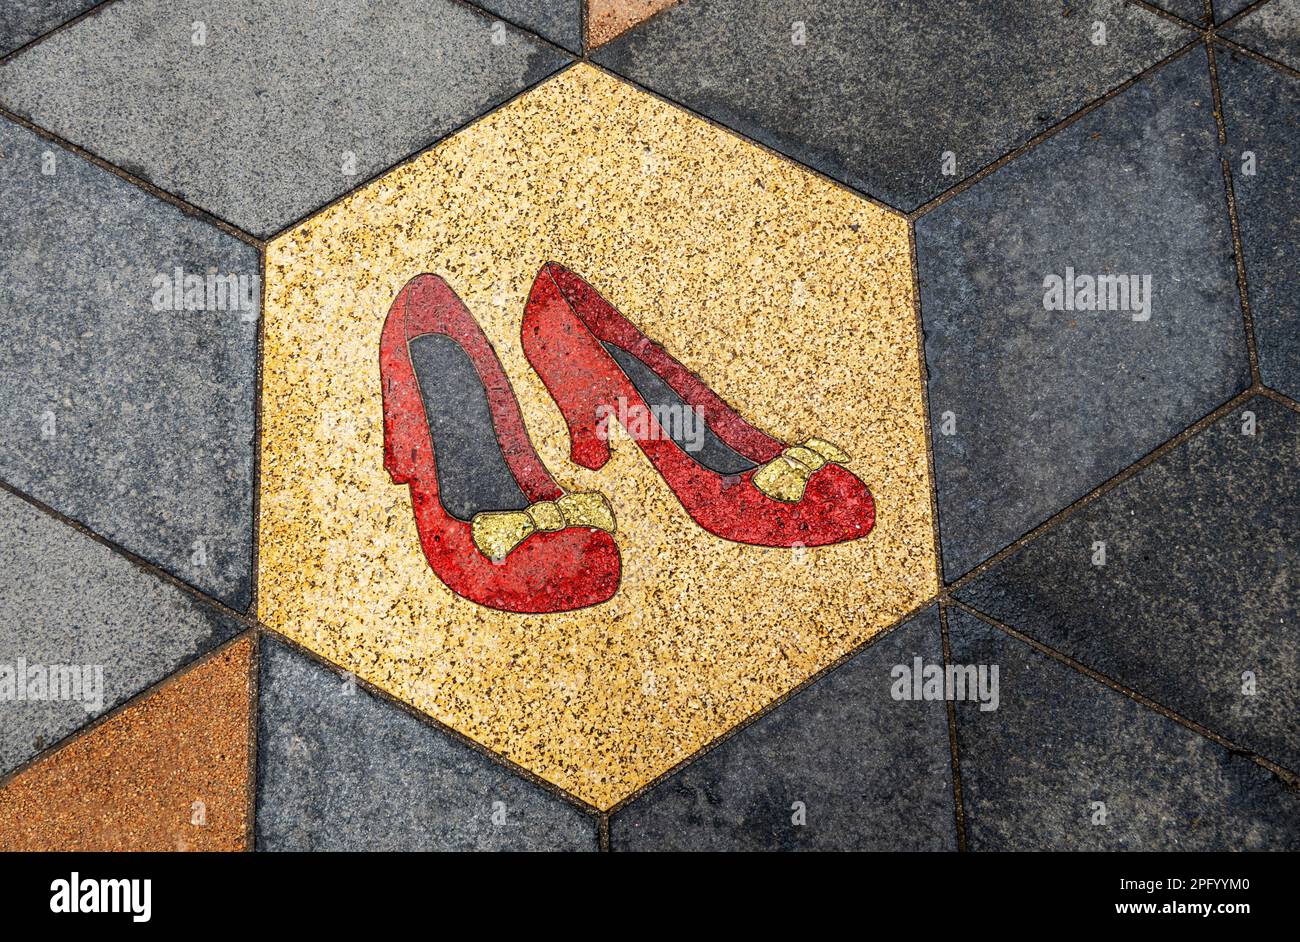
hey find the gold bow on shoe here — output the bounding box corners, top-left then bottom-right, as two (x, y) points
(471, 492), (616, 560)
(751, 437), (851, 503)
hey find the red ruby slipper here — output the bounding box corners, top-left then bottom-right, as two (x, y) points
(521, 263), (875, 548)
(380, 274), (620, 613)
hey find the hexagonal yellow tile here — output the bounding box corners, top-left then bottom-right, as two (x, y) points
(259, 63), (937, 809)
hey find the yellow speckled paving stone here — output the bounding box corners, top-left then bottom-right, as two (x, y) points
(259, 63), (936, 809)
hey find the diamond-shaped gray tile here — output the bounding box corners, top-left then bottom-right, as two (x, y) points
(917, 47), (1249, 578)
(0, 0), (569, 236)
(255, 637), (598, 851)
(612, 610), (957, 851)
(0, 488), (244, 777)
(950, 607), (1300, 850)
(0, 116), (257, 608)
(958, 396), (1300, 774)
(595, 0), (1190, 210)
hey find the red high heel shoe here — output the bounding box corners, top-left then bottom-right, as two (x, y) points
(380, 274), (620, 613)
(520, 263), (875, 548)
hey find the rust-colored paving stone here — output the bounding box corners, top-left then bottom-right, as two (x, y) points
(588, 0), (680, 47)
(0, 636), (253, 851)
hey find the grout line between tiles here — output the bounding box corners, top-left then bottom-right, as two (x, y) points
(1212, 33), (1300, 80)
(937, 603), (968, 852)
(0, 629), (256, 792)
(1217, 0), (1279, 31)
(244, 126), (267, 854)
(588, 0), (685, 49)
(585, 60), (904, 217)
(251, 622), (604, 820)
(2, 0), (1276, 264)
(947, 387), (1257, 593)
(1, 2), (576, 251)
(908, 37), (1204, 220)
(244, 627), (261, 852)
(601, 593), (942, 817)
(0, 0), (123, 65)
(261, 58), (576, 243)
(248, 244), (267, 620)
(0, 476), (257, 630)
(951, 600), (1300, 790)
(1, 1), (1239, 263)
(1206, 39), (1263, 386)
(1258, 386), (1300, 414)
(907, 221), (946, 592)
(0, 104), (264, 248)
(449, 0), (581, 58)
(1127, 0), (1209, 29)
(605, 369), (1283, 822)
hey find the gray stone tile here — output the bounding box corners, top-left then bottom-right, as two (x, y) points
(610, 610), (957, 851)
(594, 0), (1189, 210)
(1217, 0), (1260, 23)
(958, 396), (1300, 774)
(0, 488), (244, 776)
(0, 117), (257, 609)
(916, 47), (1249, 578)
(948, 608), (1300, 851)
(0, 0), (99, 57)
(1218, 48), (1300, 400)
(1226, 0), (1300, 71)
(255, 636), (598, 851)
(472, 0), (582, 53)
(0, 0), (569, 237)
(1151, 0), (1212, 24)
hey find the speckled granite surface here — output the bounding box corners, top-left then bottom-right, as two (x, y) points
(0, 488), (243, 778)
(594, 0), (1190, 210)
(0, 116), (259, 609)
(1226, 0), (1300, 54)
(959, 395), (1300, 773)
(949, 607), (1300, 851)
(916, 46), (1249, 579)
(258, 63), (936, 810)
(0, 0), (567, 236)
(471, 0), (584, 52)
(1216, 43), (1300, 401)
(0, 0), (100, 57)
(588, 0), (681, 46)
(611, 609), (956, 851)
(256, 636), (597, 850)
(0, 636), (252, 851)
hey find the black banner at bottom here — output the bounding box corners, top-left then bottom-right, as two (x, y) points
(0, 850), (1285, 928)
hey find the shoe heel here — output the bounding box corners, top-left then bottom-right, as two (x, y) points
(522, 269), (614, 471)
(380, 304), (428, 485)
(568, 407), (613, 471)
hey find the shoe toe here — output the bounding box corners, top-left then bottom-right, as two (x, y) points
(497, 526), (621, 612)
(801, 465), (876, 545)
